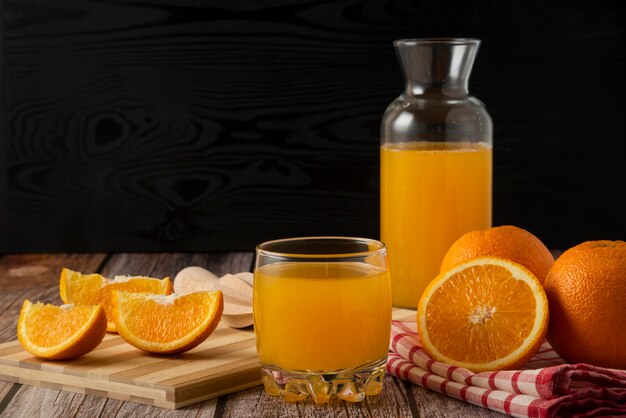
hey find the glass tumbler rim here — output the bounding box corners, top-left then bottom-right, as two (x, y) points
(256, 236), (386, 260)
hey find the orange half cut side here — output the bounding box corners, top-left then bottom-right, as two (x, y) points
(417, 257), (549, 372)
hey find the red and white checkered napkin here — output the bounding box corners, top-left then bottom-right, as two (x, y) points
(387, 321), (626, 418)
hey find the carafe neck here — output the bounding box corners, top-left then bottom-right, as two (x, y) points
(395, 38), (480, 98)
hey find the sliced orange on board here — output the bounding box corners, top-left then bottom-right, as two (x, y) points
(17, 300), (107, 360)
(60, 268), (172, 332)
(417, 257), (549, 372)
(111, 290), (224, 355)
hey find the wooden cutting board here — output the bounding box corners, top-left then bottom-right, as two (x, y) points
(0, 309), (416, 409)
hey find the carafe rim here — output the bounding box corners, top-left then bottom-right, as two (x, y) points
(394, 38), (480, 47)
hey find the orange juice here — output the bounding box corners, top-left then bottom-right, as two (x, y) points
(253, 261), (391, 371)
(381, 141), (492, 308)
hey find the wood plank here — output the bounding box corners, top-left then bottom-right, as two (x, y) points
(0, 383), (13, 403)
(0, 385), (218, 418)
(392, 308), (417, 322)
(0, 382), (19, 413)
(100, 252), (253, 280)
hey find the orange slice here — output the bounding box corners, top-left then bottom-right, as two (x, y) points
(417, 257), (549, 372)
(17, 300), (107, 360)
(60, 268), (172, 332)
(111, 290), (223, 354)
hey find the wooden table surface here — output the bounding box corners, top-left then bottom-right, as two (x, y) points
(0, 252), (504, 418)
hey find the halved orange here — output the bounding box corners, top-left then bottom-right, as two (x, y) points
(60, 268), (172, 332)
(17, 300), (107, 360)
(417, 257), (549, 372)
(111, 290), (223, 355)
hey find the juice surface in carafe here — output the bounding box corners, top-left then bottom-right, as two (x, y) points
(253, 261), (391, 371)
(381, 141), (492, 308)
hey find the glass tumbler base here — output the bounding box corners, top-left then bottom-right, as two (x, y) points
(260, 357), (387, 404)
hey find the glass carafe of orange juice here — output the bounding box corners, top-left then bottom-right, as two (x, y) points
(381, 38), (492, 308)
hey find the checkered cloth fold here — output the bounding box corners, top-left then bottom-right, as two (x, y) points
(387, 321), (626, 418)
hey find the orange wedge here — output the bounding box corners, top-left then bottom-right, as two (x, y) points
(60, 268), (172, 332)
(17, 300), (107, 360)
(111, 290), (223, 354)
(417, 257), (549, 372)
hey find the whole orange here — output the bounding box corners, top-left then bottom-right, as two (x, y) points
(544, 240), (626, 368)
(440, 225), (555, 284)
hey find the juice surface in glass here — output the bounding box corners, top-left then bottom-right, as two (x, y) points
(253, 261), (391, 371)
(381, 141), (492, 308)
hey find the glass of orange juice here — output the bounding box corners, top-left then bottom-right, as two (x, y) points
(253, 236), (392, 403)
(381, 39), (493, 308)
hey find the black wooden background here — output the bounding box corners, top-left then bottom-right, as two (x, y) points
(1, 0), (625, 253)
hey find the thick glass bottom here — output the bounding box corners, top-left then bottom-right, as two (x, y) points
(260, 357), (386, 404)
